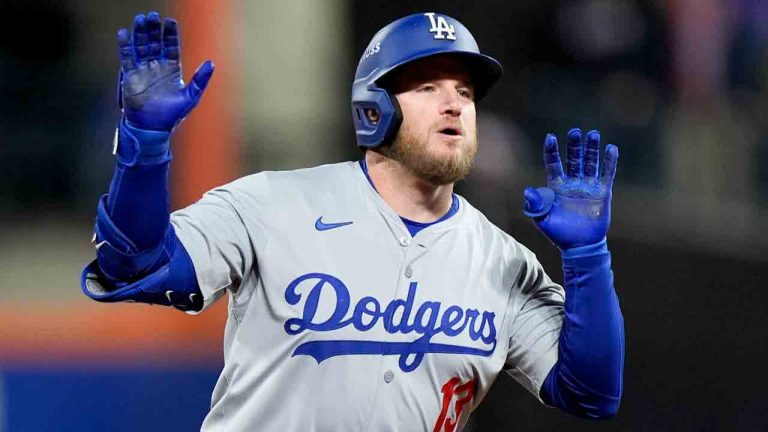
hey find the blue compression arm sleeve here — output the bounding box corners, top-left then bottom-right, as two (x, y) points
(108, 119), (172, 250)
(539, 240), (625, 419)
(83, 119), (201, 310)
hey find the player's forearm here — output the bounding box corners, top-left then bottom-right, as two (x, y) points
(540, 241), (624, 419)
(84, 119), (202, 311)
(90, 119), (175, 282)
(106, 118), (172, 250)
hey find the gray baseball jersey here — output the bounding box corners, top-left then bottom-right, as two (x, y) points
(170, 161), (565, 431)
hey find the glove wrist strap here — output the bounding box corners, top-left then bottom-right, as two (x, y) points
(561, 237), (608, 259)
(115, 117), (172, 167)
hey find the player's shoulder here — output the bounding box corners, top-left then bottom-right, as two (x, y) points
(216, 160), (358, 198)
(454, 195), (513, 241)
(261, 160), (359, 187)
(454, 194), (538, 260)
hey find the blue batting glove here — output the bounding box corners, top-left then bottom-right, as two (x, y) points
(116, 12), (214, 132)
(523, 129), (619, 250)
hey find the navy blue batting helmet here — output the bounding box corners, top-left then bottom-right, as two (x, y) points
(351, 12), (503, 149)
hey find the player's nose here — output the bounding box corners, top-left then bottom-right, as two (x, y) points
(438, 88), (463, 117)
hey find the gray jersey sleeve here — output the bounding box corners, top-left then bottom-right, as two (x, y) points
(170, 174), (269, 313)
(504, 244), (565, 402)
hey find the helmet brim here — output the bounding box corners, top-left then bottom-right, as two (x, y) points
(373, 50), (503, 101)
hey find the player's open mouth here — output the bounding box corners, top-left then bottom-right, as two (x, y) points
(438, 127), (463, 136)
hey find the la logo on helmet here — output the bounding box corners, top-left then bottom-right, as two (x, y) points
(424, 13), (456, 40)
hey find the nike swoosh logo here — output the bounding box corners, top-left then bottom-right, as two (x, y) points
(315, 217), (353, 231)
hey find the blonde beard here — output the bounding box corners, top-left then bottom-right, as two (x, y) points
(383, 125), (478, 186)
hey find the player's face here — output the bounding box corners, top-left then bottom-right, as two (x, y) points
(385, 55), (478, 186)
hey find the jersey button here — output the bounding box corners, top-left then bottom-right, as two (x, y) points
(399, 237), (410, 247)
(384, 370), (394, 383)
(404, 265), (413, 278)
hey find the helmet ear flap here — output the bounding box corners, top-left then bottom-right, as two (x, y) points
(351, 86), (402, 149)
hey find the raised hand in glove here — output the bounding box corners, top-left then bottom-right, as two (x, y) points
(523, 129), (618, 251)
(117, 11), (214, 132)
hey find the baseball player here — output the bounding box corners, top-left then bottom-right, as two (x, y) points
(82, 11), (624, 431)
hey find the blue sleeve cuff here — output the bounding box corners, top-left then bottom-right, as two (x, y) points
(82, 230), (203, 312)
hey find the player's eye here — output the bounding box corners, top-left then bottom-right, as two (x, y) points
(417, 84), (436, 93)
(458, 88), (474, 100)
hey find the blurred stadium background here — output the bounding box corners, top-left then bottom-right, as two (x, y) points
(1, 0), (766, 430)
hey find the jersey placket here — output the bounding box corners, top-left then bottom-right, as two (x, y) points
(365, 225), (434, 431)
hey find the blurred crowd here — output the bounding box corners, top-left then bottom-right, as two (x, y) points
(2, 0), (765, 260)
